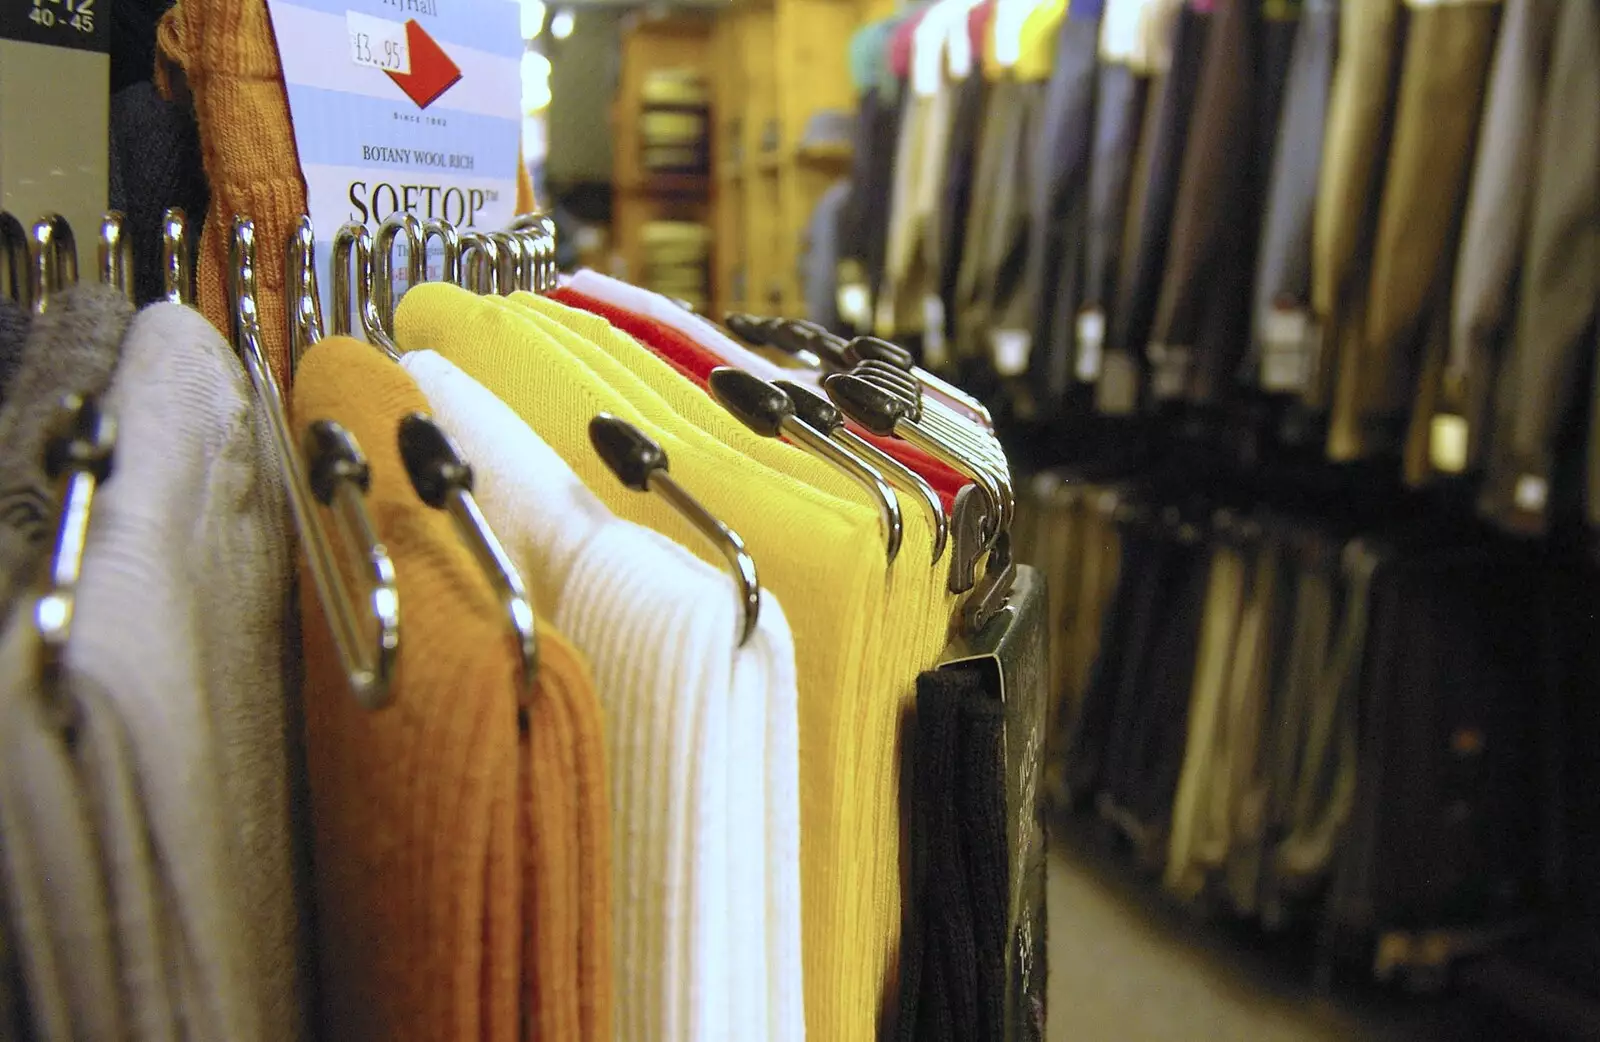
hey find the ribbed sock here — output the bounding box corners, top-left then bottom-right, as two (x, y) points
(291, 336), (521, 1042)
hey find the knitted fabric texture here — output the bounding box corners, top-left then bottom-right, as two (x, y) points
(519, 619), (612, 1042)
(565, 267), (990, 427)
(402, 347), (798, 1042)
(0, 285), (135, 627)
(74, 301), (306, 1042)
(0, 618), (128, 1042)
(397, 285), (957, 1041)
(109, 83), (211, 306)
(514, 291), (964, 1036)
(896, 667), (1008, 1042)
(507, 290), (964, 1033)
(291, 336), (521, 1042)
(155, 0), (305, 386)
(547, 285), (968, 512)
(0, 298), (28, 409)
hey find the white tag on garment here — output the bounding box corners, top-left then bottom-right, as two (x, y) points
(1097, 352), (1138, 415)
(1149, 344), (1190, 400)
(1429, 414), (1469, 475)
(1514, 475), (1548, 514)
(346, 11), (411, 74)
(1260, 306), (1310, 392)
(991, 329), (1031, 376)
(1075, 309), (1105, 381)
(923, 295), (948, 369)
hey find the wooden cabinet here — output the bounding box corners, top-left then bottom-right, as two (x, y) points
(615, 0), (888, 319)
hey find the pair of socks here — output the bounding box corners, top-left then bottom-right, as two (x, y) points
(406, 346), (800, 1040)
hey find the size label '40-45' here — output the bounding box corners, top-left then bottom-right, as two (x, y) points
(1, 0), (109, 53)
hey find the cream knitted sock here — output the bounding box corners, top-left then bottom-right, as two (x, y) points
(405, 349), (806, 1042)
(735, 593), (805, 1042)
(73, 301), (307, 1042)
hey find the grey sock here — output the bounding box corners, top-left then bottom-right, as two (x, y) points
(0, 284), (135, 620)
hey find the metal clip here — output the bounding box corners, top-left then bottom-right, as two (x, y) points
(97, 212), (134, 303)
(373, 213), (424, 338)
(588, 413), (760, 646)
(285, 216), (325, 367)
(397, 413), (539, 704)
(0, 211), (28, 305)
(233, 217), (400, 709)
(773, 378), (947, 562)
(162, 207), (193, 305)
(29, 214), (78, 314)
(708, 366), (903, 563)
(331, 222), (402, 360)
(34, 394), (115, 730)
(459, 232), (501, 296)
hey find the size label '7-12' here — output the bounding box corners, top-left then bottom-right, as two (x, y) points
(1, 0), (109, 53)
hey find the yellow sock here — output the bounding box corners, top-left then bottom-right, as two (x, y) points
(399, 285), (963, 1040)
(509, 291), (963, 1031)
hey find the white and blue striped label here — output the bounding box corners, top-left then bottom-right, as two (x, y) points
(265, 0), (522, 314)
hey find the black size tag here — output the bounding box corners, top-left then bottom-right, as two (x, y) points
(1, 0), (109, 53)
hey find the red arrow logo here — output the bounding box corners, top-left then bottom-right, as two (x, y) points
(386, 20), (462, 110)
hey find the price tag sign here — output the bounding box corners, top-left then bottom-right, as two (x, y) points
(347, 11), (412, 74)
(1, 0), (109, 52)
(265, 0), (521, 316)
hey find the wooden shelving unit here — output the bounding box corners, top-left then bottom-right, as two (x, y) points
(612, 13), (715, 308)
(615, 0), (891, 319)
(705, 0), (887, 319)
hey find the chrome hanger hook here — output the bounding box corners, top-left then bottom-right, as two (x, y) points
(29, 214), (78, 314)
(285, 215), (324, 370)
(373, 213), (424, 336)
(0, 211), (30, 306)
(707, 367), (903, 564)
(458, 232), (501, 296)
(589, 414), (761, 646)
(489, 231), (524, 294)
(332, 222), (402, 360)
(162, 207), (193, 305)
(233, 216), (401, 709)
(397, 413), (539, 705)
(98, 212), (134, 303)
(422, 218), (461, 286)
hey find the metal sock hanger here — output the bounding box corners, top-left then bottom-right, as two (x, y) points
(244, 216), (401, 708)
(707, 365), (905, 564)
(588, 413), (761, 647)
(773, 377), (948, 563)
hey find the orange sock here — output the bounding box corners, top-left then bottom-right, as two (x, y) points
(156, 0), (305, 387)
(291, 336), (521, 1042)
(522, 622), (612, 1042)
